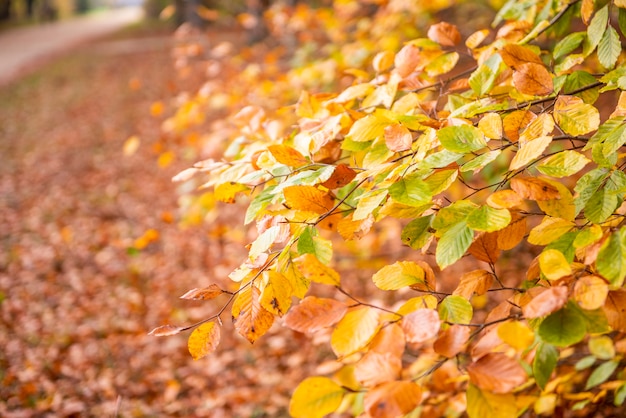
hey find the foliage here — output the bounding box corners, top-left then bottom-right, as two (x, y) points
(152, 0), (626, 416)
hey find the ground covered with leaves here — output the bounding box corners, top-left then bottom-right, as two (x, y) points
(0, 24), (321, 417)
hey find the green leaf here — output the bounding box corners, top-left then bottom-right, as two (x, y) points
(538, 303), (587, 347)
(466, 383), (517, 418)
(424, 169), (458, 196)
(615, 383), (626, 406)
(545, 232), (577, 263)
(389, 173), (432, 206)
(297, 226), (316, 255)
(619, 8), (626, 37)
(438, 295), (473, 324)
(353, 189), (388, 221)
(562, 70), (599, 104)
(574, 168), (609, 213)
(437, 125), (487, 154)
(597, 229), (626, 286)
(533, 343), (558, 390)
(401, 215), (434, 249)
(436, 221), (474, 269)
(584, 189), (620, 224)
(347, 113), (391, 142)
(586, 5), (609, 54)
(372, 261), (426, 290)
(466, 206), (511, 232)
(461, 150), (501, 174)
(536, 150), (590, 178)
(421, 149), (464, 169)
(597, 26), (621, 69)
(469, 54), (503, 97)
(553, 32), (586, 61)
(433, 200), (477, 234)
(245, 186), (276, 224)
(585, 360), (620, 390)
(289, 377), (345, 418)
(575, 355), (596, 371)
(599, 120), (626, 155)
(554, 97), (599, 136)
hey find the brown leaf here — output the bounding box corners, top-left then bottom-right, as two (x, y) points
(513, 62), (554, 96)
(384, 123), (413, 152)
(321, 164), (357, 189)
(364, 381), (422, 418)
(354, 351), (402, 387)
(433, 324), (470, 358)
(453, 269), (494, 299)
(283, 296), (348, 333)
(180, 284), (224, 300)
(410, 260), (436, 292)
(503, 110), (536, 142)
(466, 352), (527, 393)
(500, 44), (543, 68)
(496, 212), (527, 250)
(469, 231), (500, 263)
(395, 44), (421, 77)
(522, 286), (568, 319)
(510, 177), (561, 201)
(232, 286), (274, 343)
(427, 22), (461, 47)
(401, 309), (440, 344)
(604, 290), (626, 332)
(148, 324), (184, 336)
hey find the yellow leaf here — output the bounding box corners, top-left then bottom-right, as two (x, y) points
(554, 95), (600, 136)
(259, 271), (293, 316)
(574, 275), (609, 310)
(283, 296), (348, 333)
(453, 269), (494, 299)
(373, 51), (395, 73)
(295, 253), (340, 286)
(232, 286), (274, 343)
(497, 321), (534, 351)
(372, 261), (426, 291)
(267, 144), (309, 167)
(396, 295), (438, 316)
(511, 177), (561, 201)
(487, 190), (524, 209)
(331, 306), (380, 358)
(466, 29), (490, 49)
(536, 180), (576, 221)
(214, 182), (250, 203)
(284, 185), (334, 214)
(503, 110), (536, 142)
(289, 377), (345, 418)
(528, 216), (575, 245)
(123, 135), (140, 156)
(539, 249), (572, 280)
(518, 113), (555, 144)
(581, 0), (594, 24)
(509, 135), (552, 170)
(513, 62), (554, 96)
(364, 381), (422, 418)
(478, 113), (503, 140)
(187, 322), (220, 360)
(466, 383), (518, 418)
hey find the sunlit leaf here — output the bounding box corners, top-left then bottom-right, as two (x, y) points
(597, 229), (626, 286)
(503, 110), (536, 142)
(372, 261), (427, 291)
(478, 113), (503, 140)
(436, 221), (474, 269)
(522, 286), (569, 319)
(388, 173), (432, 206)
(232, 286), (274, 344)
(148, 324), (184, 337)
(511, 177), (561, 201)
(331, 306), (380, 358)
(284, 185), (334, 214)
(501, 44), (543, 68)
(364, 381), (422, 418)
(354, 350), (402, 387)
(537, 150), (590, 178)
(467, 206), (511, 232)
(384, 123), (413, 152)
(180, 284), (224, 300)
(466, 383), (517, 418)
(467, 352), (527, 393)
(433, 324), (470, 358)
(283, 296), (348, 333)
(289, 377), (345, 418)
(394, 44), (421, 77)
(538, 303), (587, 347)
(295, 253), (340, 286)
(574, 275), (609, 310)
(259, 270), (293, 316)
(496, 212), (527, 250)
(539, 249), (572, 281)
(188, 322), (220, 360)
(438, 295), (473, 325)
(509, 135), (552, 171)
(267, 144), (309, 167)
(428, 21), (461, 46)
(513, 62), (553, 96)
(498, 321), (534, 351)
(453, 269), (493, 299)
(402, 309), (440, 343)
(486, 190), (524, 209)
(215, 182), (250, 203)
(437, 125), (487, 153)
(554, 95), (600, 136)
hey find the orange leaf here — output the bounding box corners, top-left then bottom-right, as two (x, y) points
(603, 290), (626, 333)
(321, 164), (357, 189)
(496, 212), (527, 250)
(395, 44), (421, 77)
(370, 323), (406, 357)
(180, 284), (224, 300)
(574, 275), (609, 310)
(354, 351), (402, 387)
(512, 62), (554, 96)
(469, 232), (500, 264)
(148, 324), (184, 336)
(268, 144), (309, 167)
(214, 182), (250, 203)
(500, 44), (543, 68)
(401, 309), (440, 344)
(466, 352), (527, 393)
(337, 213), (374, 240)
(582, 0), (594, 24)
(487, 190), (524, 209)
(522, 286), (568, 319)
(283, 296), (348, 333)
(428, 22), (461, 46)
(284, 185), (334, 214)
(510, 177), (561, 201)
(433, 324), (470, 358)
(503, 110), (536, 142)
(384, 123), (413, 152)
(232, 286), (274, 343)
(188, 322), (220, 360)
(453, 270), (494, 299)
(364, 381), (422, 418)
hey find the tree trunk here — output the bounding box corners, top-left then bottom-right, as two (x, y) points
(0, 0), (11, 21)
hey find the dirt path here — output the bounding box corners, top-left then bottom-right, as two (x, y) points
(0, 6), (143, 86)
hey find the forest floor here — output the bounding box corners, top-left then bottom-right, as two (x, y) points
(0, 21), (322, 417)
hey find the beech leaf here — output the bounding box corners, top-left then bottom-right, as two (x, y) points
(187, 322), (220, 360)
(283, 296), (348, 333)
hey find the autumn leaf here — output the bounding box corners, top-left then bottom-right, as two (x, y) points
(214, 182), (250, 203)
(401, 309), (440, 344)
(283, 296), (348, 333)
(384, 123), (413, 152)
(453, 269), (493, 299)
(232, 286), (274, 344)
(331, 306), (380, 358)
(180, 284), (224, 300)
(510, 177), (561, 201)
(466, 353), (527, 393)
(267, 144), (309, 167)
(433, 324), (470, 358)
(522, 286), (569, 319)
(364, 381), (422, 418)
(295, 253), (341, 286)
(574, 275), (609, 310)
(188, 322), (220, 360)
(284, 185), (334, 214)
(394, 44), (421, 77)
(320, 164), (357, 189)
(354, 351), (402, 387)
(289, 377), (345, 418)
(500, 44), (543, 68)
(148, 324), (184, 336)
(503, 110), (536, 142)
(512, 62), (553, 96)
(427, 22), (461, 46)
(372, 261), (427, 291)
